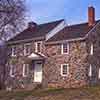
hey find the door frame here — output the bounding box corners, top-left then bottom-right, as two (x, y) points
(34, 61), (43, 83)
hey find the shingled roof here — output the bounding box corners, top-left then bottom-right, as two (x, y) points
(8, 19), (64, 42)
(47, 20), (100, 42)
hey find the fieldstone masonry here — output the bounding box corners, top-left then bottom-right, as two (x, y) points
(6, 22), (100, 90)
(43, 41), (88, 88)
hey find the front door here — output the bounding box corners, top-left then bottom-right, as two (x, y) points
(34, 61), (42, 82)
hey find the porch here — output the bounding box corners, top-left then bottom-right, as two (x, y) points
(27, 52), (46, 83)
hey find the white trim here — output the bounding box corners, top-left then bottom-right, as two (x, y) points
(8, 36), (45, 45)
(10, 65), (15, 77)
(11, 46), (16, 56)
(98, 68), (100, 79)
(28, 53), (40, 58)
(90, 43), (93, 55)
(61, 43), (69, 54)
(24, 43), (31, 56)
(61, 64), (69, 76)
(34, 61), (42, 82)
(46, 20), (66, 40)
(89, 64), (92, 77)
(35, 41), (42, 53)
(23, 64), (29, 77)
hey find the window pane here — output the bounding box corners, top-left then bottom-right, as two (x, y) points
(37, 43), (41, 52)
(10, 65), (15, 77)
(25, 64), (29, 75)
(35, 42), (42, 53)
(12, 46), (16, 56)
(63, 65), (67, 75)
(24, 44), (31, 55)
(62, 43), (68, 54)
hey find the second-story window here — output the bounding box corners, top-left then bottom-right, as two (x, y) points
(61, 43), (69, 54)
(35, 42), (42, 53)
(90, 43), (93, 55)
(24, 43), (31, 55)
(11, 46), (16, 56)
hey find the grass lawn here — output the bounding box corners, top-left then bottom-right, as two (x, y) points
(0, 86), (100, 100)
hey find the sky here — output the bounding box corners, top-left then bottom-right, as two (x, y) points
(25, 0), (100, 25)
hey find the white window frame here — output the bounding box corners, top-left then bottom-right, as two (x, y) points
(61, 43), (69, 54)
(23, 64), (29, 77)
(24, 43), (31, 55)
(10, 65), (15, 77)
(98, 68), (100, 79)
(61, 64), (69, 76)
(35, 41), (42, 53)
(90, 43), (93, 55)
(89, 64), (92, 77)
(11, 46), (16, 56)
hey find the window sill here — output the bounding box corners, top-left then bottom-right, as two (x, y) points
(11, 55), (17, 57)
(23, 75), (28, 77)
(61, 75), (68, 77)
(10, 75), (15, 78)
(61, 53), (69, 55)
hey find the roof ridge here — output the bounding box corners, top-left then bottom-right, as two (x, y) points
(66, 19), (100, 28)
(39, 19), (64, 26)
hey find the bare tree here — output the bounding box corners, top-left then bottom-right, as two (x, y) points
(0, 0), (25, 40)
(0, 0), (25, 90)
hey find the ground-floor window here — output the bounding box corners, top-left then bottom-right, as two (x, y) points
(10, 65), (15, 77)
(23, 64), (29, 77)
(61, 64), (69, 76)
(89, 64), (92, 77)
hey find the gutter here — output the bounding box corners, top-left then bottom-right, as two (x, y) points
(7, 36), (45, 45)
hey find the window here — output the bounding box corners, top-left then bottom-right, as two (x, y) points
(90, 43), (93, 55)
(10, 65), (15, 77)
(89, 64), (92, 77)
(35, 42), (42, 53)
(98, 68), (100, 79)
(61, 64), (69, 76)
(61, 43), (69, 54)
(24, 43), (31, 55)
(11, 46), (16, 56)
(23, 64), (29, 77)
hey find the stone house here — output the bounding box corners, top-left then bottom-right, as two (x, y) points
(6, 6), (100, 90)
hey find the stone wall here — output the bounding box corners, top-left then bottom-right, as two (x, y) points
(43, 41), (88, 88)
(6, 22), (100, 90)
(6, 40), (45, 90)
(86, 22), (100, 85)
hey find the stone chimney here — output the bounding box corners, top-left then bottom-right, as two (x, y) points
(88, 6), (95, 26)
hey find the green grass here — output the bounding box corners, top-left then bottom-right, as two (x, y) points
(0, 86), (100, 100)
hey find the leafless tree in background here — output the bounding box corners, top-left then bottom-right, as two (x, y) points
(0, 0), (26, 89)
(0, 0), (25, 40)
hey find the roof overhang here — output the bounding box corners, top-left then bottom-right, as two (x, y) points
(45, 20), (100, 45)
(45, 37), (86, 45)
(7, 36), (45, 45)
(28, 52), (46, 60)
